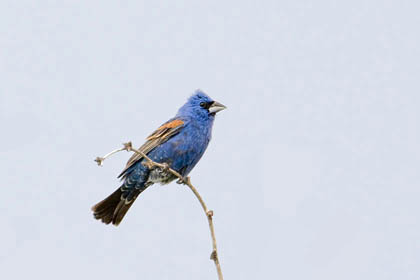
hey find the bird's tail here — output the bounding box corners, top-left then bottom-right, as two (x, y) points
(91, 185), (147, 226)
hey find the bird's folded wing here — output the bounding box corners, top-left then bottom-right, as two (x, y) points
(118, 118), (185, 178)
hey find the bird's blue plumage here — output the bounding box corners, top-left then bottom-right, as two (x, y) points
(92, 90), (226, 225)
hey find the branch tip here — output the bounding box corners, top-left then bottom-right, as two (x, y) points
(95, 157), (104, 166)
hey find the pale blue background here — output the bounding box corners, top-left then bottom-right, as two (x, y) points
(1, 1), (419, 279)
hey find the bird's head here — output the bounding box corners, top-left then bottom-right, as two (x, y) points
(178, 90), (226, 121)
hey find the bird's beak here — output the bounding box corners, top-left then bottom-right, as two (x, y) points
(208, 101), (227, 114)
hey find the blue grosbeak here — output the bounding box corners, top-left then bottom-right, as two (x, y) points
(92, 90), (226, 225)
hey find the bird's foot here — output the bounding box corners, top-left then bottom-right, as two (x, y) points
(161, 163), (170, 172)
(176, 176), (191, 185)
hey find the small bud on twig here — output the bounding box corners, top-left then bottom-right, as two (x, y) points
(210, 250), (218, 261)
(123, 142), (132, 151)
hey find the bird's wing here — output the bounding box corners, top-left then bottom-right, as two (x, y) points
(118, 118), (186, 178)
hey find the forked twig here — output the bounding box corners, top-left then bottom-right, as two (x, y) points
(95, 142), (224, 280)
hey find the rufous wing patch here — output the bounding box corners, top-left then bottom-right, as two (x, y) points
(146, 119), (184, 141)
(158, 119), (184, 130)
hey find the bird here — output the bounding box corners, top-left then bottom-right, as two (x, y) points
(92, 90), (226, 226)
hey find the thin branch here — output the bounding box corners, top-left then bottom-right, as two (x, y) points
(95, 142), (224, 280)
(94, 146), (127, 166)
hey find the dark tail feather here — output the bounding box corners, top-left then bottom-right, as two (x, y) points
(91, 188), (142, 226)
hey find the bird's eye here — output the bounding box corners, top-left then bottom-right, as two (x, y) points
(200, 102), (206, 108)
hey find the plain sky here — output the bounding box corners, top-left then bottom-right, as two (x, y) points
(1, 1), (419, 279)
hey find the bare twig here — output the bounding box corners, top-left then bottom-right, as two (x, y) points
(95, 142), (224, 280)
